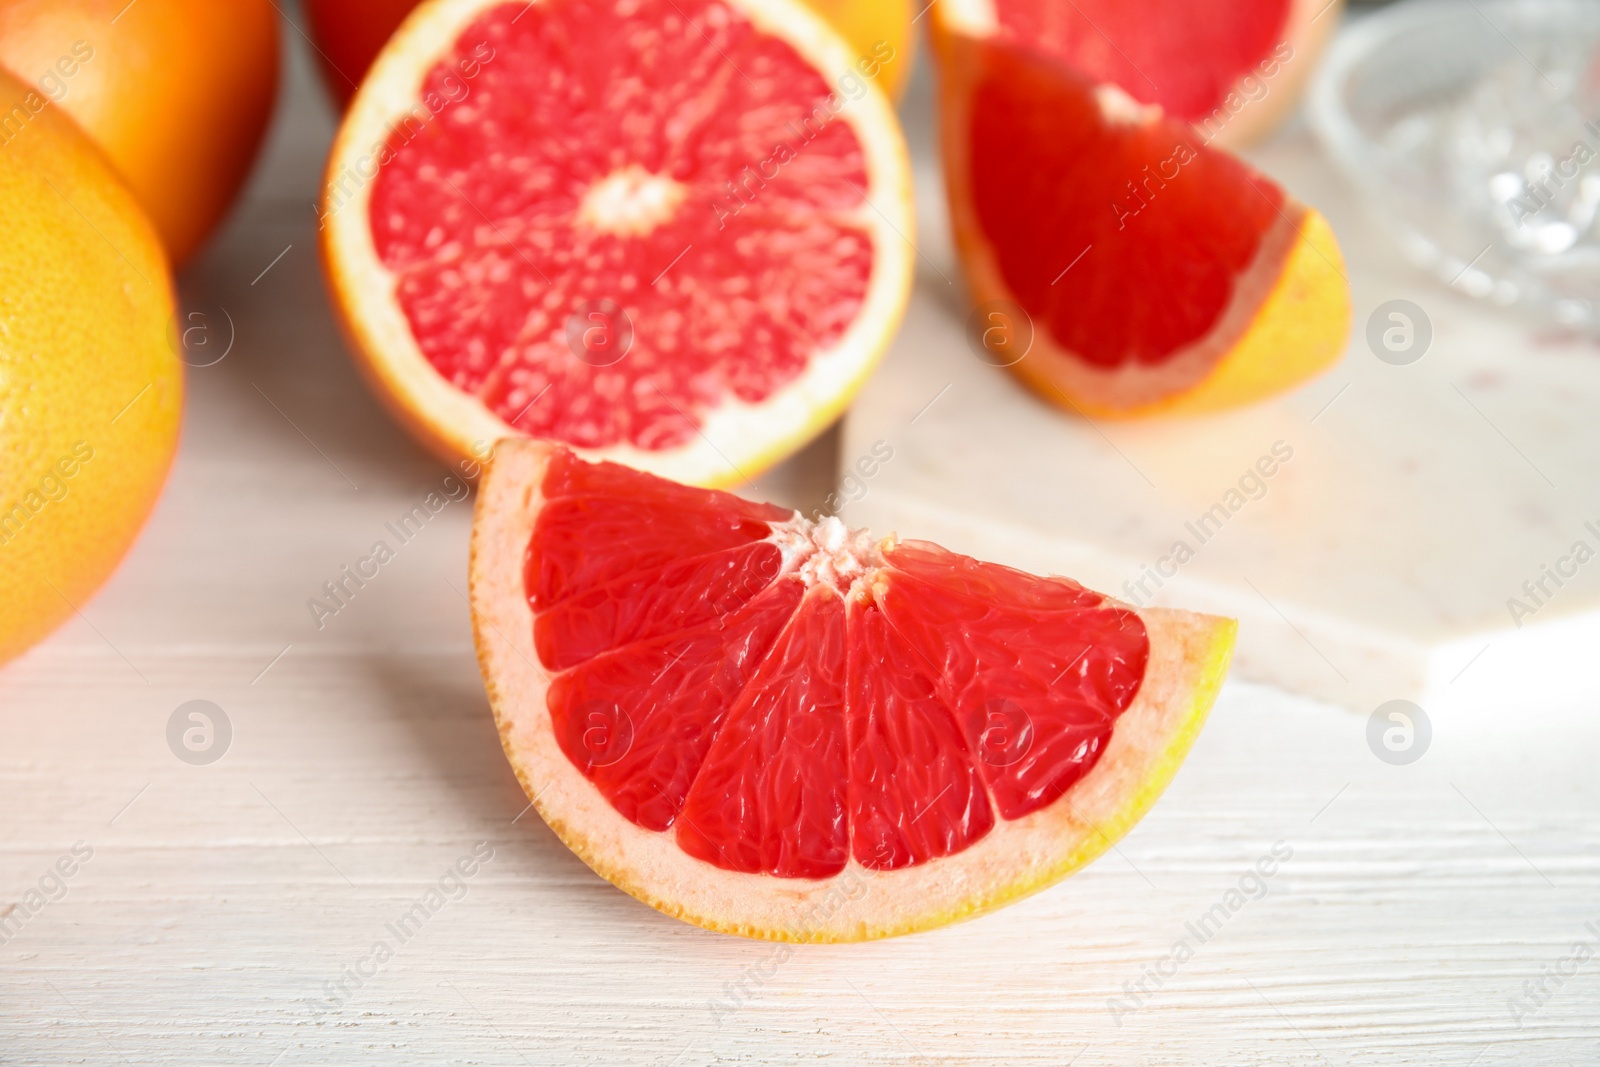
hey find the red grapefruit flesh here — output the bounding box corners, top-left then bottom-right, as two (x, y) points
(471, 439), (1237, 940)
(304, 0), (917, 108)
(322, 0), (913, 487)
(937, 33), (1351, 417)
(934, 0), (1341, 147)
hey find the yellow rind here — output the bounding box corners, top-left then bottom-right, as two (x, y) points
(1064, 210), (1351, 420)
(928, 0), (1345, 149)
(917, 616), (1237, 936)
(932, 13), (1352, 422)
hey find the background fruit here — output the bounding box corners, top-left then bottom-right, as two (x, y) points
(322, 0), (913, 487)
(303, 0), (420, 108)
(0, 67), (182, 667)
(304, 0), (915, 106)
(938, 33), (1350, 417)
(0, 0), (280, 265)
(934, 0), (1340, 148)
(775, 0), (915, 99)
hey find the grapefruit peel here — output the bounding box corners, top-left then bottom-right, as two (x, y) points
(470, 439), (1237, 941)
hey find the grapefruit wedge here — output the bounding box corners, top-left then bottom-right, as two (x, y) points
(936, 32), (1351, 419)
(932, 0), (1341, 149)
(471, 440), (1237, 940)
(321, 0), (913, 487)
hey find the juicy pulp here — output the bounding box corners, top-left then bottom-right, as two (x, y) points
(966, 38), (1287, 373)
(366, 0), (877, 452)
(528, 449), (1151, 878)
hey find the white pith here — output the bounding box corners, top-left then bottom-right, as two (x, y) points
(576, 165), (688, 238)
(322, 0), (915, 488)
(932, 0), (998, 36)
(769, 513), (884, 592)
(930, 15), (1324, 411)
(470, 440), (1237, 942)
(1093, 82), (1163, 126)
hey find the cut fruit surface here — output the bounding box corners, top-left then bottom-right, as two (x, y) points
(936, 33), (1351, 418)
(304, 0), (917, 107)
(322, 0), (913, 487)
(471, 439), (1237, 940)
(933, 0), (1341, 148)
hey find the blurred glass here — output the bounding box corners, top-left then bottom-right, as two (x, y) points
(1310, 0), (1600, 328)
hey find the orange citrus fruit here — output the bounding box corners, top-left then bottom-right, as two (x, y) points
(321, 0), (913, 487)
(933, 0), (1340, 149)
(800, 0), (915, 100)
(935, 30), (1351, 418)
(305, 0), (914, 106)
(0, 0), (280, 265)
(0, 67), (182, 668)
(471, 440), (1236, 940)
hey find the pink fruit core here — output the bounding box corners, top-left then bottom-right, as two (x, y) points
(366, 0), (875, 452)
(527, 449), (1151, 880)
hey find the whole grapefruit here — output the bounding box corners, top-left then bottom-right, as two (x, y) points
(0, 67), (182, 668)
(0, 0), (280, 265)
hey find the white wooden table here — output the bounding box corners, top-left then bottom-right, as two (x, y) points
(3, 13), (1597, 1065)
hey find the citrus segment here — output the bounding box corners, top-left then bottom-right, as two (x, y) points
(968, 47), (1284, 374)
(0, 0), (280, 264)
(472, 440), (1238, 939)
(323, 0), (913, 486)
(534, 541), (782, 670)
(937, 32), (1350, 417)
(934, 0), (1340, 148)
(677, 585), (851, 879)
(527, 479), (785, 609)
(873, 544), (1150, 818)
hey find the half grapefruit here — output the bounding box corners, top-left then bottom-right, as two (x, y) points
(932, 0), (1341, 149)
(471, 440), (1237, 940)
(936, 33), (1351, 419)
(321, 0), (913, 487)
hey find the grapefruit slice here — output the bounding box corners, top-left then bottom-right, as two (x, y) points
(932, 0), (1341, 148)
(471, 439), (1237, 940)
(936, 32), (1351, 419)
(321, 0), (913, 487)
